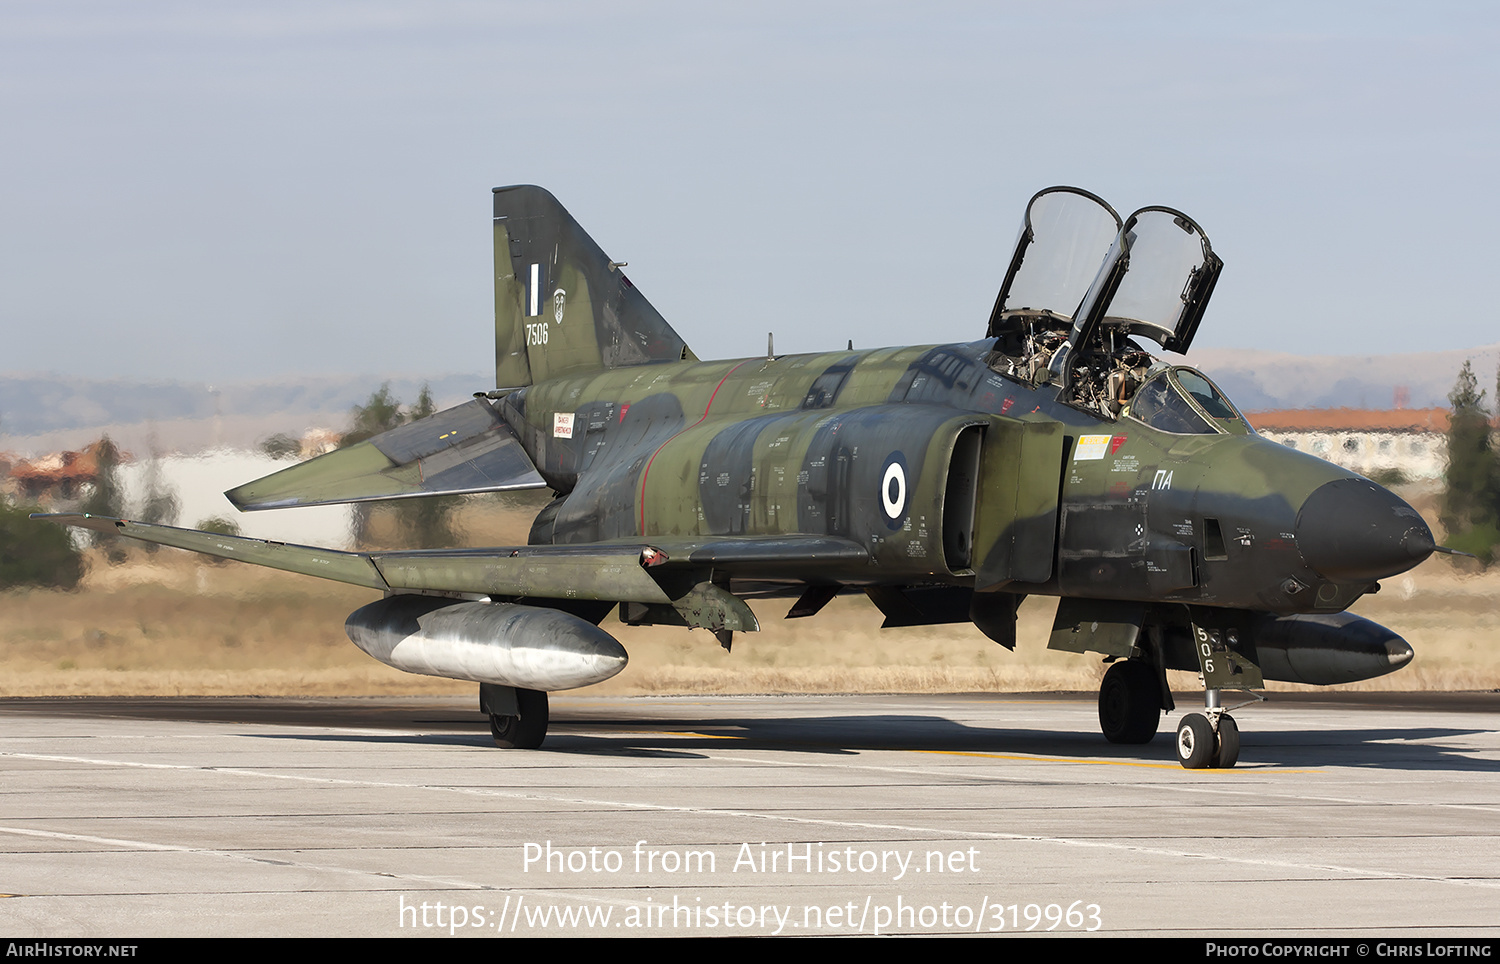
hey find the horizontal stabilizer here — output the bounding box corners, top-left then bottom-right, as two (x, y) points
(226, 398), (546, 511)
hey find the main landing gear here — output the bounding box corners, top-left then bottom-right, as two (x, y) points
(1098, 660), (1163, 745)
(481, 685), (549, 749)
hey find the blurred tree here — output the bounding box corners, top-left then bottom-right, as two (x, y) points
(398, 383), (459, 549)
(196, 516), (242, 536)
(1441, 361), (1500, 563)
(194, 516), (242, 565)
(78, 437), (127, 564)
(340, 383), (462, 549)
(343, 383), (464, 548)
(137, 444), (179, 554)
(412, 384), (437, 421)
(341, 384), (405, 448)
(0, 502), (84, 590)
(260, 433), (301, 460)
(343, 385), (408, 547)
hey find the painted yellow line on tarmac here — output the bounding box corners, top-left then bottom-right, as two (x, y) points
(911, 748), (1266, 770)
(563, 729), (1319, 771)
(569, 729), (745, 739)
(920, 749), (1320, 772)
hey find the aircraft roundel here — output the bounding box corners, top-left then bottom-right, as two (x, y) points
(880, 452), (908, 528)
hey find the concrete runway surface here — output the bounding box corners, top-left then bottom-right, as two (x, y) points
(1, 692), (1497, 938)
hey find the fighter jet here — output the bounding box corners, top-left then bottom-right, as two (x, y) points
(38, 185), (1445, 768)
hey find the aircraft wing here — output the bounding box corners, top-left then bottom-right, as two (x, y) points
(225, 398), (547, 511)
(33, 515), (870, 613)
(37, 513), (389, 589)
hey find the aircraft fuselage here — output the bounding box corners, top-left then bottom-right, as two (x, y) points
(503, 338), (1418, 618)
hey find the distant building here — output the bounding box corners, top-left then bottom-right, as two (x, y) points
(114, 450), (354, 549)
(4, 440), (126, 501)
(300, 429), (341, 459)
(1245, 408), (1449, 481)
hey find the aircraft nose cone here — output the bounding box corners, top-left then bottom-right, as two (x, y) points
(1295, 478), (1435, 581)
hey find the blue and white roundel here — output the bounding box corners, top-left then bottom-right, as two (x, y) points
(880, 452), (908, 529)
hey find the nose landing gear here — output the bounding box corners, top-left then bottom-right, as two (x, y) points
(1175, 708), (1239, 769)
(1175, 613), (1263, 769)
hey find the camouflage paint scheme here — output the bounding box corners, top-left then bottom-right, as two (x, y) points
(40, 185), (1439, 767)
(486, 189), (1425, 644)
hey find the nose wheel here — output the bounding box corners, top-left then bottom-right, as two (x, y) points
(1178, 612), (1262, 769)
(1175, 711), (1239, 769)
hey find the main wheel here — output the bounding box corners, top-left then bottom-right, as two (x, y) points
(490, 688), (549, 749)
(1212, 713), (1240, 769)
(1175, 713), (1216, 769)
(1099, 660), (1161, 744)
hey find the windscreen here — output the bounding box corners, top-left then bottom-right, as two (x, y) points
(1174, 368), (1250, 434)
(1127, 372), (1215, 435)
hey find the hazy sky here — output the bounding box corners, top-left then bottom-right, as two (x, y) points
(4, 2), (1497, 383)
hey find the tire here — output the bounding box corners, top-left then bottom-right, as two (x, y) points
(1212, 713), (1240, 769)
(1176, 713), (1215, 769)
(1099, 660), (1161, 744)
(490, 688), (549, 749)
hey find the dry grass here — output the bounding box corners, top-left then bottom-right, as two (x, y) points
(3, 495), (1497, 697)
(0, 551), (1097, 696)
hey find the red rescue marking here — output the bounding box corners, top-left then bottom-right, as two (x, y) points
(1109, 435), (1127, 454)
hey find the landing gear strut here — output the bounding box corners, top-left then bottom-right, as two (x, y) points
(482, 685), (549, 749)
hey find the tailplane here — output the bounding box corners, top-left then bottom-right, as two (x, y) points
(493, 185), (696, 388)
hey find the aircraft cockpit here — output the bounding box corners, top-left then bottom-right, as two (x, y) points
(985, 186), (1227, 425)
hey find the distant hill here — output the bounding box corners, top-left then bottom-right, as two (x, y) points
(0, 372), (488, 455)
(1187, 343), (1500, 412)
(3, 343), (1498, 455)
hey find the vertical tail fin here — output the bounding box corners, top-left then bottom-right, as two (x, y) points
(493, 185), (696, 389)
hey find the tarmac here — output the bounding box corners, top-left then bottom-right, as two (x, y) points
(1, 691), (1497, 938)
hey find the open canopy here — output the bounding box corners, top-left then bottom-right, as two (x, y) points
(989, 187), (1221, 359)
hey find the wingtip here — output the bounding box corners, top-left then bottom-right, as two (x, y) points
(29, 512), (126, 533)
